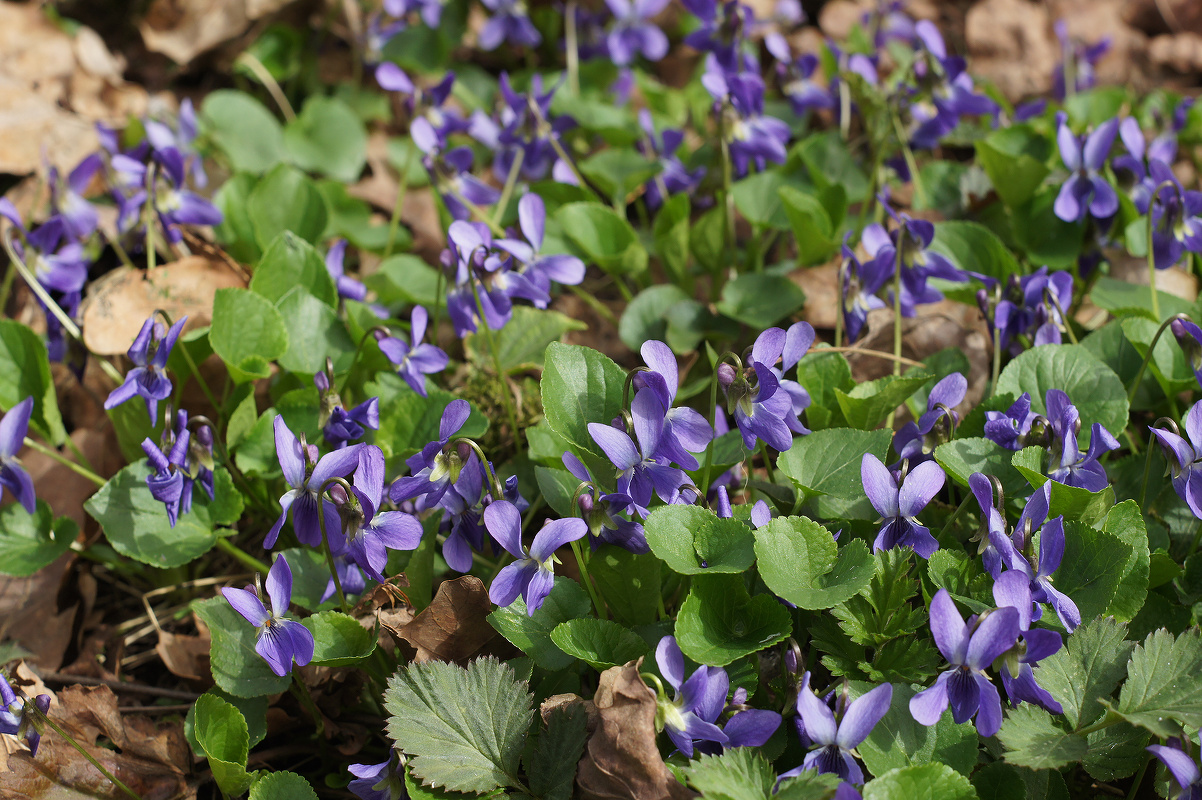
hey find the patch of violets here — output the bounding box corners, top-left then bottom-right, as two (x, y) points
(892, 372), (965, 466)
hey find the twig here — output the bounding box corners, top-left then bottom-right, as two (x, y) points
(38, 671), (200, 701)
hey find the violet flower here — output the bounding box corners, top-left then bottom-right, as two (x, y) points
(493, 194), (586, 308)
(909, 589), (1021, 736)
(718, 327), (806, 452)
(348, 752), (407, 800)
(1146, 160), (1202, 270)
(840, 238), (890, 343)
(264, 416), (364, 549)
(702, 58), (790, 177)
(478, 0), (541, 50)
(992, 570), (1064, 714)
(103, 315), (187, 427)
(719, 686), (781, 749)
(1147, 736), (1202, 800)
(969, 472), (1007, 578)
(47, 154), (101, 241)
(143, 98), (206, 188)
(390, 399), (472, 506)
(1053, 113), (1119, 223)
(862, 214), (965, 318)
(0, 397), (35, 514)
(605, 0), (669, 65)
(778, 53), (836, 116)
(152, 147), (223, 244)
(413, 119), (501, 221)
(635, 339), (715, 470)
(377, 306), (448, 398)
(486, 500), (587, 614)
(992, 268), (1074, 353)
(321, 555), (368, 604)
(1052, 20), (1110, 100)
(781, 675), (892, 784)
(893, 373), (966, 465)
(993, 483), (1080, 631)
(653, 635), (729, 756)
(341, 446), (423, 582)
(0, 673), (50, 756)
(470, 74), (572, 183)
(588, 396), (688, 512)
(1173, 318), (1202, 389)
(861, 454), (945, 559)
(221, 555), (315, 677)
(442, 220), (512, 337)
(384, 0), (442, 28)
(563, 451), (649, 553)
(325, 240), (369, 303)
(638, 111), (705, 209)
(984, 393), (1039, 451)
(0, 202), (90, 296)
(1152, 400), (1202, 519)
(1046, 389), (1118, 492)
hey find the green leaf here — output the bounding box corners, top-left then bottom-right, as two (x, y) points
(249, 771), (319, 800)
(468, 306), (586, 373)
(209, 288), (289, 382)
(318, 180), (398, 251)
(779, 186), (838, 266)
(0, 500), (76, 577)
(862, 763), (979, 800)
(250, 231), (337, 306)
(201, 90), (284, 174)
(366, 254), (442, 308)
(303, 610), (376, 666)
(384, 657), (533, 794)
(1035, 616), (1134, 729)
(525, 704), (588, 800)
(997, 704), (1088, 770)
(578, 148), (661, 207)
(995, 344), (1128, 436)
(774, 772), (844, 800)
(934, 438), (1028, 498)
(777, 427), (890, 517)
(550, 618), (648, 669)
(652, 194), (690, 284)
(214, 172), (263, 262)
(184, 690), (268, 756)
(755, 516), (874, 609)
(0, 320), (66, 444)
(796, 350), (854, 429)
(732, 170), (793, 231)
(929, 221), (1022, 284)
(793, 131), (869, 203)
(969, 762), (1027, 800)
(1090, 276), (1195, 322)
(247, 163), (329, 249)
(716, 273), (806, 327)
(194, 692), (253, 796)
(675, 574), (792, 667)
(540, 342), (628, 458)
(1014, 189), (1084, 269)
(282, 95), (368, 183)
(1052, 521), (1132, 624)
(835, 370), (933, 431)
(1082, 720), (1150, 781)
(555, 202), (647, 276)
(488, 578), (592, 671)
(1102, 501), (1150, 621)
(619, 285), (692, 352)
(192, 596), (292, 698)
(588, 545), (662, 626)
(85, 464), (242, 568)
(858, 682), (979, 777)
(974, 124), (1051, 208)
(644, 504), (755, 575)
(682, 747), (777, 799)
(274, 288), (355, 375)
(1105, 628), (1202, 737)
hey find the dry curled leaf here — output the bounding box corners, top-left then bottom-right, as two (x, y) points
(139, 0), (297, 65)
(396, 575), (498, 663)
(0, 555), (79, 671)
(576, 661), (696, 800)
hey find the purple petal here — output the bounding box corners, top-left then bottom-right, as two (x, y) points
(1054, 175), (1085, 222)
(518, 193), (546, 251)
(354, 446), (386, 510)
(255, 626), (293, 676)
(440, 399), (471, 441)
(1022, 628), (1063, 664)
(369, 512), (424, 550)
(484, 499), (525, 558)
(973, 674), (1004, 736)
(992, 570), (1033, 630)
(722, 709), (781, 747)
(966, 606), (1020, 670)
(523, 567), (556, 614)
(898, 461), (945, 517)
(909, 670), (952, 726)
(751, 327), (786, 367)
(1036, 517), (1065, 577)
(836, 683), (892, 750)
(657, 635), (685, 690)
(528, 518), (588, 562)
(263, 489), (299, 549)
(641, 340), (678, 401)
(929, 590), (969, 665)
(782, 322), (815, 372)
(280, 619), (314, 667)
(274, 416), (306, 488)
(1057, 124), (1081, 171)
(927, 373), (967, 410)
(1147, 745), (1202, 790)
(0, 398), (33, 457)
(222, 586), (270, 626)
(266, 555), (293, 617)
(861, 454), (900, 519)
(309, 443), (365, 489)
(589, 423), (640, 470)
(490, 561), (534, 607)
(1083, 118), (1119, 169)
(797, 682), (838, 745)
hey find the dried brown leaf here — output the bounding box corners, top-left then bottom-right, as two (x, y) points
(0, 555), (79, 671)
(139, 0), (295, 65)
(576, 661), (696, 800)
(155, 630), (211, 682)
(395, 576), (497, 663)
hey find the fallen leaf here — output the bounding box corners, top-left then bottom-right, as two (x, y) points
(1124, 0), (1202, 36)
(155, 629), (211, 682)
(965, 0), (1058, 100)
(139, 0), (296, 65)
(0, 554), (79, 671)
(1148, 31), (1202, 73)
(792, 263), (840, 331)
(576, 660), (696, 800)
(79, 256), (247, 356)
(395, 575), (498, 663)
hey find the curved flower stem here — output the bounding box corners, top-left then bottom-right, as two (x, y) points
(491, 148), (525, 228)
(22, 437), (105, 486)
(339, 325), (394, 395)
(1126, 313), (1189, 404)
(214, 537), (271, 574)
(937, 491), (973, 543)
(235, 52), (296, 121)
(101, 229), (136, 270)
(1042, 288), (1078, 345)
(37, 713), (143, 799)
(759, 441), (777, 486)
(317, 476), (355, 614)
(452, 437), (505, 500)
(471, 283), (520, 444)
(0, 258), (15, 315)
(988, 285), (1003, 399)
(890, 110), (927, 209)
(385, 146), (414, 259)
(570, 538), (606, 620)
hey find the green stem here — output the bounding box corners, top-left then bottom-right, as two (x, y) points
(1149, 201), (1162, 323)
(214, 537), (271, 574)
(23, 437), (104, 486)
(235, 52), (296, 121)
(453, 437), (505, 499)
(1125, 755), (1151, 800)
(472, 283), (520, 444)
(317, 477), (353, 614)
(103, 229), (136, 270)
(885, 228), (905, 429)
(570, 539), (606, 620)
(1139, 432), (1157, 509)
(39, 715), (142, 799)
(937, 491), (973, 543)
(567, 284), (617, 326)
(1076, 713), (1120, 736)
(565, 0), (580, 96)
(0, 258), (15, 315)
(759, 441), (777, 486)
(492, 143), (525, 228)
(989, 286), (1003, 399)
(385, 146), (414, 259)
(1127, 313), (1187, 403)
(698, 354), (723, 497)
(891, 111), (926, 209)
(290, 677), (324, 738)
(339, 325), (393, 395)
(1188, 518), (1202, 560)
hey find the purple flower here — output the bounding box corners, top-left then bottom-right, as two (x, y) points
(968, 472), (1008, 578)
(0, 398), (35, 514)
(144, 99), (206, 189)
(992, 268), (1074, 353)
(47, 154), (101, 241)
(992, 484), (1080, 631)
(862, 214), (964, 318)
(348, 753), (407, 800)
(377, 306), (448, 398)
(494, 194), (586, 307)
(1152, 401), (1202, 519)
(840, 238), (890, 343)
(415, 125), (500, 221)
(588, 400), (688, 512)
(782, 676), (892, 784)
(470, 75), (573, 183)
(702, 58), (790, 177)
(265, 416), (364, 549)
(638, 111), (705, 209)
(321, 555), (367, 604)
(653, 635), (729, 757)
(442, 220), (512, 337)
(1173, 319), (1202, 390)
(342, 447), (423, 582)
(719, 689), (780, 750)
(1045, 389), (1117, 492)
(563, 452), (649, 553)
(326, 240), (369, 303)
(1053, 114), (1119, 223)
(984, 393), (1039, 451)
(384, 0), (442, 28)
(142, 423), (192, 527)
(893, 373), (966, 465)
(909, 589), (1020, 736)
(1052, 21), (1110, 100)
(391, 400), (472, 505)
(635, 340), (715, 470)
(605, 0), (669, 65)
(152, 148), (223, 243)
(221, 555), (315, 677)
(719, 327), (806, 452)
(992, 570), (1064, 714)
(861, 454), (944, 559)
(1148, 735), (1202, 800)
(478, 0), (541, 50)
(777, 53), (836, 116)
(0, 202), (91, 296)
(1147, 160), (1202, 270)
(103, 315), (186, 427)
(486, 500), (587, 614)
(0, 673), (50, 756)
